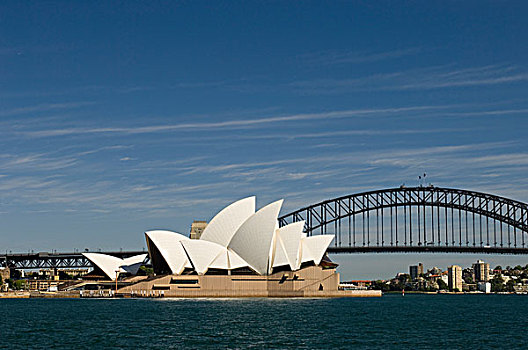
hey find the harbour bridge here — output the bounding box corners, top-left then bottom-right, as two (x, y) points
(2, 186), (528, 270)
(279, 186), (528, 255)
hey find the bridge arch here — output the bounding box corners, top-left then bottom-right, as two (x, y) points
(278, 187), (528, 254)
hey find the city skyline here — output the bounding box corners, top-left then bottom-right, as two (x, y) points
(1, 2), (528, 279)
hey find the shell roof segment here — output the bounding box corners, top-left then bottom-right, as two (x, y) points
(209, 248), (249, 270)
(181, 240), (226, 275)
(275, 221), (305, 270)
(228, 199), (283, 275)
(200, 196), (255, 247)
(83, 252), (147, 280)
(300, 235), (334, 265)
(145, 230), (191, 275)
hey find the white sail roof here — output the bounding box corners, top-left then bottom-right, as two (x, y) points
(121, 254), (149, 275)
(83, 252), (147, 281)
(227, 249), (249, 269)
(209, 248), (249, 270)
(200, 196), (255, 247)
(271, 233), (290, 268)
(228, 199), (283, 275)
(145, 230), (191, 275)
(275, 221), (305, 270)
(143, 197), (335, 276)
(208, 249), (228, 269)
(181, 240), (225, 275)
(300, 235), (334, 265)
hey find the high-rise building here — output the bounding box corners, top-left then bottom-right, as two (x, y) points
(190, 220), (208, 240)
(448, 265), (463, 292)
(409, 263), (424, 280)
(473, 260), (490, 282)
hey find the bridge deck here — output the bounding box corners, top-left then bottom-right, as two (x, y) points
(1, 251), (146, 269)
(327, 246), (528, 254)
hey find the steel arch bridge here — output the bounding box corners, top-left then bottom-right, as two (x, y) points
(3, 186), (528, 270)
(278, 186), (528, 254)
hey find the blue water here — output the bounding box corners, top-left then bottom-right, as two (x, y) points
(0, 295), (526, 349)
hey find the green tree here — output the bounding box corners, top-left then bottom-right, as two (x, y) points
(398, 274), (411, 284)
(394, 274), (412, 291)
(491, 274), (505, 292)
(371, 280), (390, 292)
(13, 280), (25, 290)
(437, 278), (448, 290)
(494, 265), (502, 271)
(505, 279), (516, 292)
(138, 266), (154, 276)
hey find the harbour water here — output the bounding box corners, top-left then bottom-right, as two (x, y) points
(1, 294), (526, 349)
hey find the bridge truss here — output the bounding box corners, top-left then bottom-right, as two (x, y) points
(0, 251), (145, 270)
(278, 187), (528, 254)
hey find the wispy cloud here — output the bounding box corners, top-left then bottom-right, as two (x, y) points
(290, 64), (528, 93)
(0, 101), (94, 117)
(398, 65), (528, 90)
(76, 145), (132, 156)
(0, 86), (155, 99)
(227, 127), (470, 141)
(0, 177), (58, 191)
(19, 105), (454, 138)
(366, 142), (516, 168)
(137, 141), (513, 179)
(0, 153), (78, 171)
(466, 153), (528, 167)
(443, 108), (528, 117)
(0, 139), (526, 224)
(299, 48), (422, 66)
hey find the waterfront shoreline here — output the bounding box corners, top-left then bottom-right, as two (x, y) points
(3, 290), (526, 299)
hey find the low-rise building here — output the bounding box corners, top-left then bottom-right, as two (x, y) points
(478, 281), (491, 293)
(513, 284), (528, 293)
(26, 279), (61, 291)
(340, 280), (372, 290)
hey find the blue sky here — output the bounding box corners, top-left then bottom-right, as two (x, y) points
(1, 1), (528, 278)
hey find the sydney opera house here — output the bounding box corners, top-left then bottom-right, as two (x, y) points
(84, 197), (376, 297)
